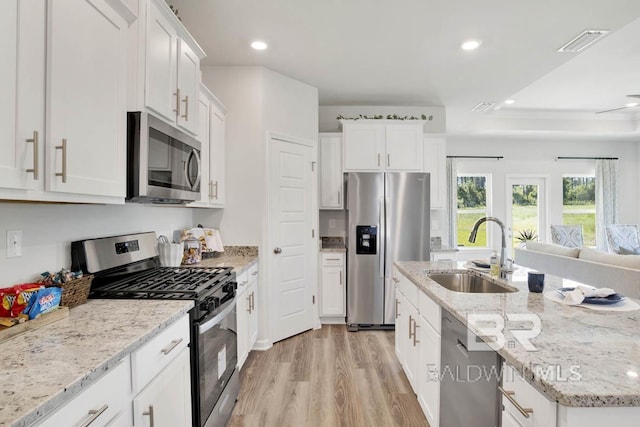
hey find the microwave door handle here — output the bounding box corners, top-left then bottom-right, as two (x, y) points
(184, 149), (200, 190)
(191, 149), (201, 190)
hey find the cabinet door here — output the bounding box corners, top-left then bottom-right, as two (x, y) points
(0, 1), (45, 191)
(404, 302), (419, 392)
(319, 134), (343, 209)
(46, 0), (127, 197)
(394, 288), (405, 363)
(424, 135), (446, 209)
(385, 125), (423, 171)
(209, 104), (226, 207)
(418, 316), (440, 427)
(343, 124), (385, 171)
(502, 410), (525, 427)
(145, 1), (178, 122)
(133, 347), (192, 427)
(236, 288), (249, 369)
(248, 279), (259, 349)
(320, 266), (344, 316)
(176, 39), (200, 135)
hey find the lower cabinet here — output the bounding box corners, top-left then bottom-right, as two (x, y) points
(501, 363), (557, 427)
(237, 263), (259, 369)
(417, 314), (440, 427)
(319, 253), (346, 322)
(133, 348), (192, 427)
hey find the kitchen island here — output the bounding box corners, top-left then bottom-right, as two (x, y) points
(395, 261), (640, 426)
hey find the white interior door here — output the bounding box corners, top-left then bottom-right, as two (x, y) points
(506, 176), (547, 258)
(269, 136), (315, 343)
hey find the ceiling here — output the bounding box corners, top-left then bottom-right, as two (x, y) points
(169, 0), (640, 137)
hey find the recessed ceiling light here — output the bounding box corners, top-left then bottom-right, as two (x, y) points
(626, 102), (639, 108)
(461, 40), (481, 51)
(251, 41), (267, 51)
(504, 99), (516, 105)
(627, 370), (638, 378)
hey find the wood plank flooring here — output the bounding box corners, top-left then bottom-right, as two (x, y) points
(228, 325), (429, 427)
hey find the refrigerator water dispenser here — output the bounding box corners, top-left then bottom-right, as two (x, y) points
(356, 226), (377, 254)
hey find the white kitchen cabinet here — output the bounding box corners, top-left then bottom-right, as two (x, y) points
(0, 0), (45, 192)
(342, 121), (424, 172)
(423, 134), (446, 209)
(318, 133), (343, 209)
(501, 363), (557, 427)
(319, 253), (345, 321)
(35, 357), (131, 427)
(133, 347), (192, 427)
(0, 0), (134, 203)
(237, 263), (259, 369)
(190, 84), (227, 208)
(394, 284), (406, 363)
(417, 313), (440, 427)
(403, 300), (420, 391)
(132, 0), (205, 136)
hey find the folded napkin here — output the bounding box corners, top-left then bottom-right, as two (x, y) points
(559, 284), (617, 305)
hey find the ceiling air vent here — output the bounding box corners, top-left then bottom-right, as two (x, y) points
(557, 30), (609, 53)
(471, 102), (497, 112)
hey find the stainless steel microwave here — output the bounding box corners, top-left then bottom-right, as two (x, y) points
(127, 112), (201, 204)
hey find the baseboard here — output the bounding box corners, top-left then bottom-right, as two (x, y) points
(252, 338), (273, 351)
(320, 316), (346, 324)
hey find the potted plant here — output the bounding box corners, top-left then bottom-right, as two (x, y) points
(516, 229), (538, 247)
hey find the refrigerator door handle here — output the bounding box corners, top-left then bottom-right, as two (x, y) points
(379, 196), (385, 279)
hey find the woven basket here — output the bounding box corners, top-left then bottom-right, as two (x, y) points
(57, 275), (93, 309)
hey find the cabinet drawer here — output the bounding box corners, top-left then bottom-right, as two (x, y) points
(131, 314), (190, 392)
(501, 364), (557, 427)
(418, 291), (441, 333)
(236, 269), (249, 293)
(36, 357), (130, 427)
(321, 253), (344, 267)
(248, 263), (259, 281)
(399, 274), (419, 307)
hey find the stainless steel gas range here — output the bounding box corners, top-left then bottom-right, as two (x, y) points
(71, 232), (239, 427)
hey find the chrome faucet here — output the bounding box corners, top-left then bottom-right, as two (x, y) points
(468, 216), (507, 277)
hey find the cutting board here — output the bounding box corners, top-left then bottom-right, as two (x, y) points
(0, 307), (69, 344)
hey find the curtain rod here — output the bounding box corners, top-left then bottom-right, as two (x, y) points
(446, 156), (504, 160)
(555, 156), (619, 161)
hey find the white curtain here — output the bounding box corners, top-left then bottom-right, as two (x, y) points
(446, 158), (457, 248)
(595, 159), (618, 251)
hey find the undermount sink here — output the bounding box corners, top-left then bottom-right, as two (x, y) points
(427, 272), (517, 293)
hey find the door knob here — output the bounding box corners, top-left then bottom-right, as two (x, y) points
(273, 247), (282, 254)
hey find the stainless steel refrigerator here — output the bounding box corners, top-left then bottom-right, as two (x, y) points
(346, 172), (430, 330)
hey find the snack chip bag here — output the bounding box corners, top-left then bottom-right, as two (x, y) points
(22, 287), (62, 320)
(10, 284), (43, 318)
(0, 286), (15, 318)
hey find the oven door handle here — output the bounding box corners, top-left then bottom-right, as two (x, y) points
(198, 297), (236, 335)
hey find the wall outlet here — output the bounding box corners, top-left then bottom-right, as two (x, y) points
(7, 230), (22, 258)
(329, 219), (336, 229)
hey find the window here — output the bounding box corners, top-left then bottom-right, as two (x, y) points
(562, 176), (596, 246)
(457, 175), (491, 247)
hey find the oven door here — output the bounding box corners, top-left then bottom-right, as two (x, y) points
(127, 112), (202, 203)
(194, 299), (238, 427)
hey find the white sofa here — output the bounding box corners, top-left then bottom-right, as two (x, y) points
(514, 241), (640, 299)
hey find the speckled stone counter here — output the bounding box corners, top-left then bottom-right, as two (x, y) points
(0, 299), (193, 427)
(395, 261), (640, 408)
(198, 246), (258, 274)
(320, 236), (346, 253)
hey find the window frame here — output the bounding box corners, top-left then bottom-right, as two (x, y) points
(456, 173), (493, 248)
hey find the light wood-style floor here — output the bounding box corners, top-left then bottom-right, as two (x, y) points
(228, 325), (429, 427)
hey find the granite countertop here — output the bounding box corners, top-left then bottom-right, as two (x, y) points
(395, 261), (640, 408)
(0, 299), (193, 427)
(320, 236), (346, 253)
(197, 246), (259, 274)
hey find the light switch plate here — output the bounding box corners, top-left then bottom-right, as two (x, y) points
(329, 219), (336, 228)
(7, 230), (22, 258)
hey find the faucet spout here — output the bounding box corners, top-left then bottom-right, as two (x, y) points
(468, 216), (508, 277)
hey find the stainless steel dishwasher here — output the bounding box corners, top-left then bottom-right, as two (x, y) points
(439, 309), (501, 427)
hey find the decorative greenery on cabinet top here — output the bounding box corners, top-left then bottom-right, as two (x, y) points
(337, 114), (434, 121)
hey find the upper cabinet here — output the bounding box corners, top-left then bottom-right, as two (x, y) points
(342, 121), (424, 172)
(423, 134), (446, 209)
(318, 133), (343, 209)
(190, 84), (227, 208)
(131, 0), (205, 137)
(0, 0), (135, 203)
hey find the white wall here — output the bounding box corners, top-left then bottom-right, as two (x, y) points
(319, 105), (445, 133)
(0, 203), (194, 284)
(447, 135), (639, 252)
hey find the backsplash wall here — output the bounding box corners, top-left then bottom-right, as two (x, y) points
(0, 203), (195, 284)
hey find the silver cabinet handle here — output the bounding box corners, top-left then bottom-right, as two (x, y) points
(246, 294), (252, 313)
(392, 277), (400, 283)
(26, 131), (39, 180)
(79, 404), (109, 427)
(160, 338), (183, 355)
(408, 315), (414, 340)
(274, 247), (282, 254)
(143, 405), (155, 427)
(326, 258), (340, 261)
(499, 386), (533, 418)
(337, 190), (341, 203)
(377, 153), (381, 167)
(55, 138), (67, 183)
(181, 94), (189, 120)
(413, 321), (420, 347)
(173, 88), (181, 116)
(251, 271), (258, 276)
(395, 299), (400, 319)
(250, 291), (255, 311)
(387, 153), (390, 168)
(208, 181), (213, 200)
(213, 181), (219, 199)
